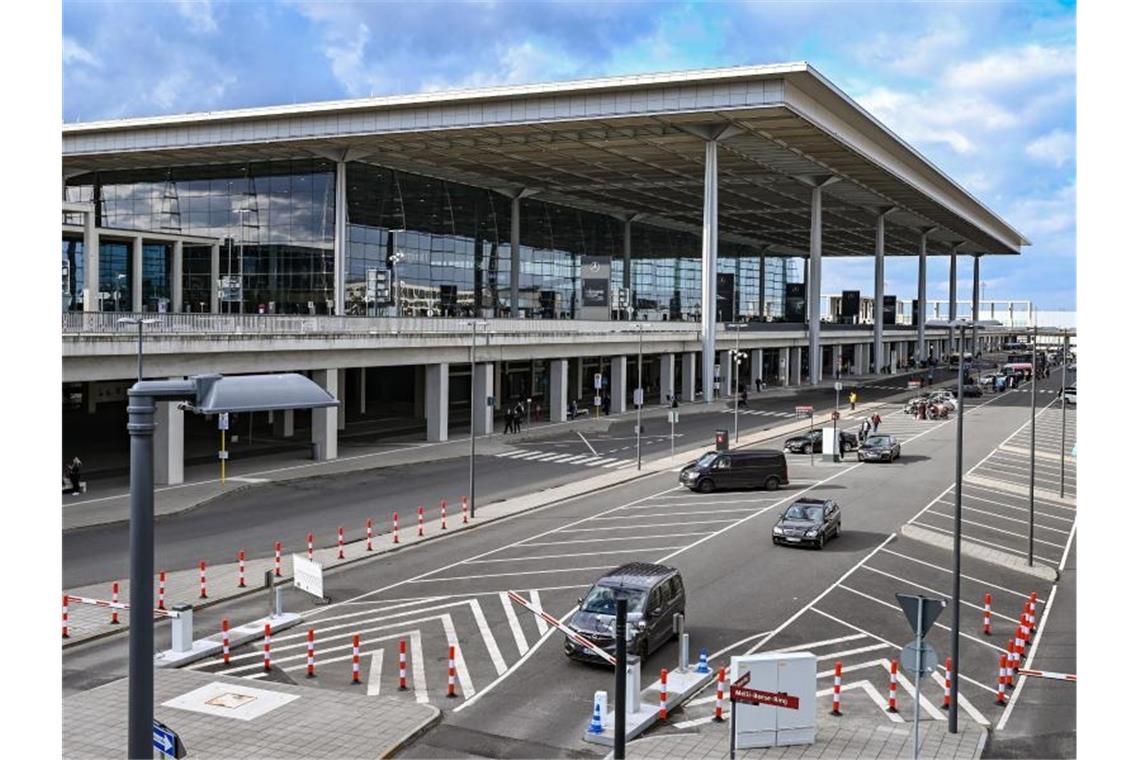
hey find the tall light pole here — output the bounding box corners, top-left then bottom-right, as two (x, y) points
(948, 319), (970, 734)
(636, 323), (643, 470)
(468, 320), (488, 518)
(727, 323), (746, 442)
(1028, 323), (1038, 566)
(1059, 331), (1071, 498)
(117, 317), (158, 382)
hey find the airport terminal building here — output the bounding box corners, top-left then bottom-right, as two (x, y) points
(60, 63), (1029, 483)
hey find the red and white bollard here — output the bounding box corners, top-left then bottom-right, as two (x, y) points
(366, 519), (373, 551)
(942, 658), (953, 709)
(462, 496), (469, 524)
(338, 527), (346, 559)
(1029, 591), (1038, 631)
(831, 662), (843, 716)
(417, 506), (425, 537)
(983, 592), (992, 635)
(399, 639), (408, 690)
(307, 629), (316, 678)
(714, 667), (726, 721)
(62, 594), (69, 639)
(199, 560), (208, 599)
(1022, 602), (1033, 640)
(392, 513), (400, 544)
(352, 634), (361, 684)
(308, 532), (314, 561)
(158, 571), (166, 610)
(1016, 614), (1029, 660)
(238, 550), (247, 588)
(887, 659), (899, 712)
(263, 623), (272, 671)
(995, 654), (1008, 705)
(222, 618), (230, 665)
(110, 582), (120, 624)
(1008, 637), (1019, 671)
(440, 500), (448, 530)
(447, 645), (457, 697)
(658, 668), (668, 720)
(274, 543), (282, 577)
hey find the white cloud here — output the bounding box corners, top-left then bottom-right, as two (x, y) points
(1025, 129), (1074, 167)
(857, 86), (1019, 155)
(176, 1), (218, 34)
(854, 21), (968, 77)
(1006, 182), (1075, 241)
(63, 36), (100, 68)
(943, 44), (1075, 91)
(321, 21), (380, 97)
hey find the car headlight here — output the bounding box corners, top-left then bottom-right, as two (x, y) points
(773, 526), (784, 535)
(806, 529), (818, 537)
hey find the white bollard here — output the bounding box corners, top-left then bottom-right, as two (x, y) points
(679, 632), (690, 673)
(626, 655), (642, 715)
(170, 604), (193, 653)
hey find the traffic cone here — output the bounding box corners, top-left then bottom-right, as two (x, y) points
(696, 648), (710, 674)
(588, 699), (604, 734)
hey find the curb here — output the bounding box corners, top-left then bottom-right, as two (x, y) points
(964, 474), (1076, 508)
(900, 524), (1060, 582)
(378, 703), (443, 759)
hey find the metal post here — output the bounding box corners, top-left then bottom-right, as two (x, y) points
(1060, 333), (1069, 498)
(810, 411), (815, 467)
(127, 390), (156, 759)
(913, 595), (924, 760)
(136, 320), (144, 382)
(1028, 325), (1038, 566)
(614, 598), (627, 760)
(949, 323), (966, 733)
(637, 326), (643, 470)
(469, 320), (477, 519)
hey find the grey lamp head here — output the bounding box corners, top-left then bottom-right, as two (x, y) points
(189, 373), (339, 414)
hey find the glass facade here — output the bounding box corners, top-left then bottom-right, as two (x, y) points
(65, 160), (795, 318)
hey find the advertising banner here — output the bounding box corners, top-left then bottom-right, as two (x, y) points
(580, 255), (611, 319)
(883, 295), (897, 325)
(785, 283), (806, 322)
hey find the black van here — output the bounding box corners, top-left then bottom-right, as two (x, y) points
(679, 449), (788, 492)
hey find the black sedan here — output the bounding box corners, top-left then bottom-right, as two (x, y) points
(772, 498), (841, 549)
(857, 434), (901, 463)
(783, 428), (858, 454)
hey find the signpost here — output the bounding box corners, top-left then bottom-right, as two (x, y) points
(667, 410), (678, 458)
(794, 405), (815, 466)
(830, 410), (841, 462)
(218, 413), (229, 485)
(292, 554), (325, 600)
(896, 593), (946, 760)
(153, 719), (186, 759)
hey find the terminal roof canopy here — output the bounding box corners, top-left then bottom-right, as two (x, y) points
(62, 63), (1028, 259)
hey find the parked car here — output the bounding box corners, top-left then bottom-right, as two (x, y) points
(679, 450), (788, 492)
(1060, 386), (1076, 405)
(783, 429), (858, 455)
(959, 384), (983, 398)
(564, 562), (685, 662)
(858, 434), (901, 463)
(771, 498), (841, 550)
(904, 394), (932, 415)
(978, 372), (1003, 388)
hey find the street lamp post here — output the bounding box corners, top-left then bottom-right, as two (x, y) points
(1028, 323), (1038, 566)
(636, 323), (644, 470)
(727, 323), (746, 442)
(948, 320), (970, 734)
(389, 250), (406, 317)
(125, 373), (337, 758)
(1060, 331), (1070, 498)
(117, 317), (158, 382)
(468, 320), (488, 518)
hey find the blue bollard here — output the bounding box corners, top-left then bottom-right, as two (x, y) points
(696, 648), (710, 674)
(588, 698), (604, 734)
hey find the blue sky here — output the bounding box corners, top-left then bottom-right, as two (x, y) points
(62, 0), (1076, 309)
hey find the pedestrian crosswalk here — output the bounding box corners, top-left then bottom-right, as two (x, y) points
(494, 448), (637, 469)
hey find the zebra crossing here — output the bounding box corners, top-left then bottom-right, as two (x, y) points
(493, 448), (638, 469)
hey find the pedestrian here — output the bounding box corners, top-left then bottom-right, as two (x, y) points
(849, 390), (857, 411)
(671, 394), (679, 409)
(740, 388), (749, 408)
(755, 376), (762, 392)
(602, 393), (611, 416)
(871, 413), (881, 433)
(503, 406), (514, 434)
(570, 399), (578, 419)
(66, 456), (83, 495)
(513, 402), (524, 433)
(858, 419), (870, 443)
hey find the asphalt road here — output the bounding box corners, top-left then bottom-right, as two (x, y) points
(62, 363), (1076, 758)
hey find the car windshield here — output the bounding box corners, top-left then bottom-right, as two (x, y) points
(784, 505), (824, 522)
(696, 452), (718, 468)
(865, 436), (890, 447)
(581, 584), (647, 615)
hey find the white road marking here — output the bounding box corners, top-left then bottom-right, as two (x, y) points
(588, 508), (760, 520)
(367, 649), (384, 696)
(554, 520), (738, 533)
(411, 629), (428, 704)
(577, 431), (599, 457)
(835, 583), (1005, 653)
(815, 643), (890, 661)
(997, 583), (1059, 730)
(911, 521), (1063, 561)
(468, 600), (507, 677)
(441, 614), (475, 698)
(465, 547), (682, 564)
(859, 565), (1021, 623)
(938, 495), (1075, 523)
(879, 548), (1037, 600)
(499, 591), (529, 657)
(772, 634), (865, 653)
(529, 590), (548, 635)
(520, 532), (708, 547)
(410, 566), (613, 583)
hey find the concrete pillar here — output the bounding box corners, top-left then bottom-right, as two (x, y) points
(700, 140), (718, 404)
(209, 243), (220, 313)
(789, 347), (803, 385)
(83, 209), (99, 312)
(873, 212), (886, 374)
(172, 240), (183, 313)
(718, 349), (732, 398)
(473, 363), (494, 435)
(971, 254), (981, 353)
(413, 365), (426, 418)
(510, 196), (521, 317)
(493, 362), (502, 410)
(154, 398), (184, 485)
(623, 217), (632, 291)
(949, 246), (959, 322)
(132, 235), (143, 312)
(273, 409), (294, 438)
(337, 368), (347, 430)
(917, 230), (929, 361)
(571, 358), (582, 402)
(549, 359), (568, 422)
(425, 363), (449, 442)
(311, 369), (338, 460)
(750, 349), (763, 388)
(681, 352), (696, 402)
(334, 160), (347, 315)
(778, 346), (790, 386)
(807, 185), (823, 384)
(357, 367), (367, 416)
(84, 381), (98, 414)
(659, 353), (675, 405)
(611, 355), (628, 414)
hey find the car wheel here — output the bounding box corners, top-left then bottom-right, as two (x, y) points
(816, 536), (825, 550)
(765, 476), (780, 492)
(697, 478), (714, 494)
(835, 522), (841, 537)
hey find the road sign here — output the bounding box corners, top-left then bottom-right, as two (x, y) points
(794, 405), (813, 417)
(217, 412), (229, 431)
(153, 720), (186, 759)
(594, 372), (603, 390)
(667, 410), (679, 423)
(366, 268), (392, 304)
(834, 381), (843, 391)
(900, 641), (939, 676)
(830, 411), (840, 421)
(733, 670), (751, 688)
(633, 388), (644, 406)
(730, 686), (801, 710)
(593, 395), (601, 407)
(895, 593), (946, 638)
(714, 364), (721, 379)
(217, 275), (242, 302)
(293, 554), (324, 599)
(907, 379), (922, 389)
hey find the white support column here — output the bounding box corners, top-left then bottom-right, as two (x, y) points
(426, 363), (449, 442)
(700, 140), (719, 404)
(807, 186), (823, 385)
(209, 243), (220, 313)
(750, 349), (763, 389)
(493, 362), (502, 410)
(789, 347), (803, 385)
(473, 363), (494, 435)
(337, 368), (346, 430)
(334, 160), (347, 315)
(413, 365), (426, 418)
(273, 409), (294, 438)
(510, 195), (521, 317)
(659, 353), (675, 405)
(132, 235), (143, 312)
(971, 254), (981, 353)
(311, 369), (338, 460)
(681, 352), (696, 402)
(623, 217), (633, 292)
(357, 367), (367, 416)
(154, 396), (184, 486)
(873, 212), (887, 374)
(611, 356), (628, 414)
(172, 240), (183, 313)
(83, 208), (99, 312)
(778, 346), (790, 386)
(549, 359), (568, 422)
(917, 230), (929, 361)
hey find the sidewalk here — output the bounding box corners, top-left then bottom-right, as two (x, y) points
(63, 667), (439, 759)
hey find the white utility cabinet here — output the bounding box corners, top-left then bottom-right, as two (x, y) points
(730, 651), (816, 749)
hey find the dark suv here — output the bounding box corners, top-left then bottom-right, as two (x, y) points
(564, 562), (686, 663)
(679, 450), (788, 492)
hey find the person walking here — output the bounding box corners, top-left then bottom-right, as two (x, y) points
(848, 390), (857, 411)
(503, 406), (514, 434)
(66, 456), (83, 495)
(602, 393), (611, 416)
(871, 412), (881, 433)
(755, 376), (762, 393)
(740, 388), (749, 408)
(513, 402), (524, 433)
(671, 394), (679, 409)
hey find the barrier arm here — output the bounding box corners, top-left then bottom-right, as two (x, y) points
(505, 590), (617, 666)
(66, 594), (178, 619)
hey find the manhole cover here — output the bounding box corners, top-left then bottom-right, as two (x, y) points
(206, 692), (257, 709)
